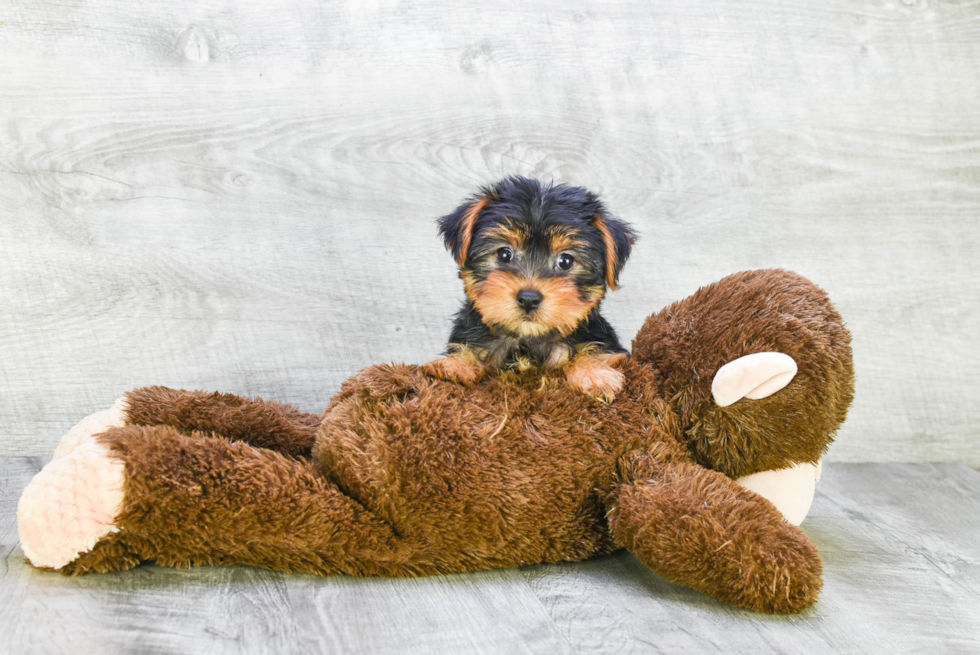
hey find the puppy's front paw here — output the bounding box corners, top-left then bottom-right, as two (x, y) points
(53, 397), (129, 460)
(421, 354), (487, 386)
(565, 357), (625, 403)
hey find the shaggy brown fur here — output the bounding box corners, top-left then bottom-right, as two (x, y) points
(56, 270), (853, 615)
(633, 269), (854, 478)
(124, 387), (322, 459)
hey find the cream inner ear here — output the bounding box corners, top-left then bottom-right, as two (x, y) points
(711, 352), (798, 407)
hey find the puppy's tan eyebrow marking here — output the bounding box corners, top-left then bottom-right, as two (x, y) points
(547, 227), (587, 253)
(485, 220), (529, 249)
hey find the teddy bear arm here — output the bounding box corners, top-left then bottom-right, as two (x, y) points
(123, 386), (323, 459)
(22, 424), (407, 575)
(606, 461), (823, 614)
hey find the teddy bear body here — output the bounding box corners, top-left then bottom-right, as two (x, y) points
(106, 362), (678, 580)
(312, 361), (676, 573)
(17, 269), (854, 614)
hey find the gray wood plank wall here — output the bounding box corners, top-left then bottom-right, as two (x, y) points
(1, 1), (978, 465)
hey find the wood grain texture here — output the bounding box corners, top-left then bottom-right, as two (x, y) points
(0, 456), (42, 638)
(2, 458), (978, 653)
(0, 0), (979, 465)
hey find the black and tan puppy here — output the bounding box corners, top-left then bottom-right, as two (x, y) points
(423, 176), (636, 401)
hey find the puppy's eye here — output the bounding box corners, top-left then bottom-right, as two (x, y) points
(556, 253), (575, 271)
(497, 247), (514, 264)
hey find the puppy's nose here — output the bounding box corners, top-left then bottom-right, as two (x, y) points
(516, 289), (543, 312)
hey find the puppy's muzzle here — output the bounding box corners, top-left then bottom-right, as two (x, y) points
(516, 288), (543, 313)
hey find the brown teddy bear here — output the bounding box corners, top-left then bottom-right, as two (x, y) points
(17, 269), (853, 614)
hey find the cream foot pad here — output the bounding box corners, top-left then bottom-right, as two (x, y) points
(736, 461), (822, 525)
(53, 397), (128, 460)
(18, 441), (125, 569)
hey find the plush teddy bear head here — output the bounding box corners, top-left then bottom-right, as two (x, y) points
(630, 268), (854, 480)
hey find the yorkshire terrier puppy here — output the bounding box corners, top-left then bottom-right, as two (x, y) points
(422, 176), (636, 401)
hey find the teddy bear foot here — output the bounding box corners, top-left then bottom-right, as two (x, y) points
(735, 461), (822, 526)
(52, 397), (129, 460)
(18, 440), (125, 570)
(711, 352), (797, 407)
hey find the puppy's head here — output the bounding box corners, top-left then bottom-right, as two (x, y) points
(438, 176), (636, 338)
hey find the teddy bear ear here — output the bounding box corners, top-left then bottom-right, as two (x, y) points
(593, 213), (637, 290)
(437, 192), (493, 267)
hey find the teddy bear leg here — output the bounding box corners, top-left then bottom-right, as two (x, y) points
(122, 386), (323, 458)
(21, 424), (405, 576)
(608, 462), (823, 614)
(54, 387), (322, 461)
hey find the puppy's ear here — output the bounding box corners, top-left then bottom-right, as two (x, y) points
(437, 195), (491, 267)
(593, 214), (636, 290)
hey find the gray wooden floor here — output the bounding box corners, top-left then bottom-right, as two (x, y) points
(1, 459), (978, 654)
